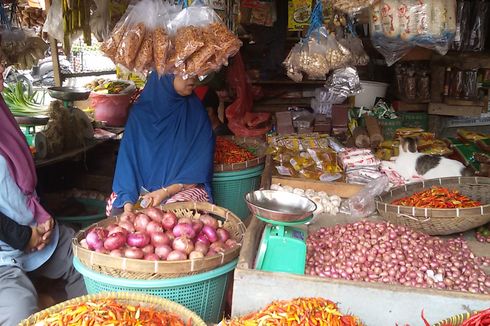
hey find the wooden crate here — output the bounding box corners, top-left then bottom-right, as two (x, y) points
(232, 158), (490, 325)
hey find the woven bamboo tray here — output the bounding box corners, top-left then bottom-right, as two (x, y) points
(214, 136), (267, 172)
(376, 177), (490, 236)
(73, 202), (246, 279)
(19, 291), (206, 326)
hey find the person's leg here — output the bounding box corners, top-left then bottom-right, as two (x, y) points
(32, 224), (87, 300)
(0, 266), (38, 325)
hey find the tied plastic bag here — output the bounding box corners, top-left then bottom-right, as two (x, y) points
(341, 175), (389, 218)
(299, 29), (330, 80)
(331, 0), (377, 14)
(167, 3), (242, 78)
(91, 0), (110, 42)
(338, 34), (369, 66)
(324, 33), (351, 71)
(283, 43), (303, 82)
(371, 0), (456, 66)
(43, 0), (63, 41)
(325, 66), (362, 99)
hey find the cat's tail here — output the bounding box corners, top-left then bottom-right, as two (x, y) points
(461, 166), (474, 176)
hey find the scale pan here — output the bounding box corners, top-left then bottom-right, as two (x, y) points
(245, 190), (316, 222)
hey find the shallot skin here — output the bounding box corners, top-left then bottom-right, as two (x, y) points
(306, 221), (490, 295)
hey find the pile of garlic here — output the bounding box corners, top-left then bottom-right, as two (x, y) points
(270, 184), (342, 216)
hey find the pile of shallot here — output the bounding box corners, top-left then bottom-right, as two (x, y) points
(81, 207), (238, 261)
(306, 221), (490, 294)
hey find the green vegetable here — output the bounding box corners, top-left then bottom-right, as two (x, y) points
(2, 82), (49, 117)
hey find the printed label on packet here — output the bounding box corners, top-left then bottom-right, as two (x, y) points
(276, 165), (293, 176)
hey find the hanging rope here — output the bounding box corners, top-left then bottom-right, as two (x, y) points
(305, 0), (323, 39)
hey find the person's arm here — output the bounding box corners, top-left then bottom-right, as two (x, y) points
(0, 210), (32, 250)
(142, 183), (196, 207)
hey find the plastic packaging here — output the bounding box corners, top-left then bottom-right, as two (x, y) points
(91, 0), (110, 42)
(371, 0), (457, 65)
(341, 175), (389, 218)
(324, 33), (351, 71)
(466, 1), (490, 52)
(298, 27), (330, 80)
(42, 0), (63, 41)
(283, 43), (304, 82)
(331, 0), (377, 14)
(338, 34), (369, 66)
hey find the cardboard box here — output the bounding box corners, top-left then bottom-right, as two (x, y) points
(428, 103), (482, 117)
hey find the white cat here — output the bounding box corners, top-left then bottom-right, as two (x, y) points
(394, 137), (471, 180)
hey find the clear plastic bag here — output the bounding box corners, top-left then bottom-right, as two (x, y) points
(325, 33), (351, 71)
(331, 0), (377, 14)
(340, 175), (389, 218)
(91, 0), (110, 42)
(371, 0), (456, 66)
(338, 34), (369, 66)
(43, 0), (63, 41)
(299, 27), (330, 80)
(283, 43), (303, 82)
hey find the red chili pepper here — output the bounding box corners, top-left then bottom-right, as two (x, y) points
(214, 137), (255, 164)
(392, 187), (481, 209)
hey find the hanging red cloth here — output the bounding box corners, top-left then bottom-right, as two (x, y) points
(225, 52), (271, 137)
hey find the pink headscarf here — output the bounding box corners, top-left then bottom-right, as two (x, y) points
(0, 96), (49, 223)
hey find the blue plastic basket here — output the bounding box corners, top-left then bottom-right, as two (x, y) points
(212, 164), (264, 220)
(73, 258), (237, 323)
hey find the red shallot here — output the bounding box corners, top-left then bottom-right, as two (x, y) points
(124, 247), (144, 259)
(173, 236), (195, 255)
(144, 207), (164, 223)
(126, 232), (150, 248)
(134, 213), (151, 232)
(161, 211), (178, 230)
(146, 221), (164, 234)
(151, 231), (171, 247)
(200, 214), (219, 229)
(172, 223), (196, 239)
(306, 221), (489, 294)
(167, 250), (187, 261)
(155, 245), (172, 259)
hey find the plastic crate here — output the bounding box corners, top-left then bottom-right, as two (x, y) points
(73, 258), (237, 323)
(399, 112), (429, 130)
(212, 164), (264, 220)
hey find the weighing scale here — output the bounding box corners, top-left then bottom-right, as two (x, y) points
(245, 190), (316, 275)
(34, 87), (94, 159)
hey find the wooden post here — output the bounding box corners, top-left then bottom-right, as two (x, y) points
(45, 0), (62, 87)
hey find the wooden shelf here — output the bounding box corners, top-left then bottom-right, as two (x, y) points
(251, 79), (325, 85)
(35, 138), (105, 168)
(428, 103), (483, 117)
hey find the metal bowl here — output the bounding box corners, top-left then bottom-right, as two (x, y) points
(48, 87), (91, 101)
(245, 190), (316, 222)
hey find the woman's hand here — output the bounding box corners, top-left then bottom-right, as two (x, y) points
(123, 203), (134, 213)
(37, 217), (55, 249)
(142, 188), (168, 208)
(26, 226), (44, 252)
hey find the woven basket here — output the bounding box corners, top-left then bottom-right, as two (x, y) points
(432, 310), (481, 326)
(72, 202), (246, 279)
(19, 291), (206, 326)
(214, 136), (267, 172)
(376, 177), (490, 235)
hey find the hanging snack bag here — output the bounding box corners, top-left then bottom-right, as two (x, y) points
(299, 28), (330, 80)
(331, 0), (377, 14)
(338, 34), (369, 66)
(153, 3), (175, 75)
(381, 0), (400, 39)
(283, 43), (303, 82)
(100, 2), (135, 61)
(324, 33), (351, 71)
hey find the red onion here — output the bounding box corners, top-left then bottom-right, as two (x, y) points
(118, 221), (135, 233)
(119, 212), (136, 223)
(199, 214), (219, 229)
(216, 228), (230, 242)
(95, 247), (109, 254)
(80, 239), (89, 250)
(109, 249), (124, 257)
(202, 225), (218, 242)
(306, 221), (490, 294)
(126, 232), (150, 248)
(172, 236), (195, 255)
(192, 220), (204, 234)
(85, 227), (108, 250)
(144, 253), (160, 261)
(167, 250), (187, 261)
(134, 214), (151, 232)
(196, 232), (211, 246)
(194, 241), (209, 255)
(124, 247), (144, 259)
(178, 217), (193, 225)
(210, 241), (225, 253)
(103, 232), (127, 251)
(108, 226), (128, 237)
(142, 244), (155, 255)
(106, 223), (118, 232)
(165, 231), (175, 242)
(172, 223), (196, 238)
(206, 249), (217, 257)
(155, 245), (172, 259)
(144, 207), (164, 223)
(225, 239), (239, 249)
(161, 211), (178, 231)
(151, 231), (171, 247)
(146, 221), (164, 234)
(189, 251), (205, 259)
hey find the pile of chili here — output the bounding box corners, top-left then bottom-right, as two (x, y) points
(214, 137), (255, 165)
(422, 308), (490, 326)
(391, 186), (481, 209)
(32, 299), (190, 326)
(222, 297), (361, 326)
